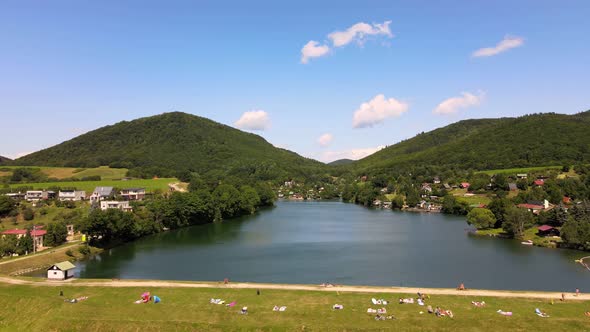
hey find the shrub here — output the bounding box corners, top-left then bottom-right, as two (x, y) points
(23, 208), (34, 221)
(65, 249), (74, 257)
(78, 246), (91, 256)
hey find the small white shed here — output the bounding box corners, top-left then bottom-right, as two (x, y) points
(47, 261), (76, 280)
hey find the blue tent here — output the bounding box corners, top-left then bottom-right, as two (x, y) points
(153, 295), (161, 303)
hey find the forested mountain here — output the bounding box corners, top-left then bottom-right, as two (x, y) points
(328, 159), (354, 166)
(349, 111), (590, 173)
(13, 112), (326, 181)
(0, 156), (11, 164)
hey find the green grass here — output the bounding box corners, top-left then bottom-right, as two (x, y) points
(0, 166), (128, 180)
(0, 283), (587, 331)
(8, 178), (177, 192)
(476, 166), (563, 176)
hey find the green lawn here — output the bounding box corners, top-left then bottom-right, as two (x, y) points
(0, 166), (129, 180)
(476, 166), (563, 176)
(8, 178), (176, 192)
(0, 283), (587, 331)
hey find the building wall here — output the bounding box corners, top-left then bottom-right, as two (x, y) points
(47, 269), (65, 280)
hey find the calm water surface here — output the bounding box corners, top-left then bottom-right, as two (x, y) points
(75, 201), (589, 291)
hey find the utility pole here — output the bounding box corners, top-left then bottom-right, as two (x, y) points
(32, 225), (36, 255)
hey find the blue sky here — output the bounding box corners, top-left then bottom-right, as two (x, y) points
(1, 0), (589, 162)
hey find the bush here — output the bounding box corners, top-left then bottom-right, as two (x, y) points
(39, 208), (48, 216)
(23, 208), (34, 221)
(78, 246), (91, 256)
(65, 249), (74, 257)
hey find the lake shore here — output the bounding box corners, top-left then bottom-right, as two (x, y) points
(1, 276), (588, 301)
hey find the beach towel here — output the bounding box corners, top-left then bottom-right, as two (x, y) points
(377, 308), (387, 314)
(226, 301), (236, 307)
(153, 296), (161, 304)
(371, 298), (378, 305)
(367, 308), (377, 313)
(279, 306), (287, 312)
(273, 306), (279, 311)
(535, 308), (549, 317)
(333, 304), (344, 310)
(497, 310), (512, 316)
(417, 299), (424, 306)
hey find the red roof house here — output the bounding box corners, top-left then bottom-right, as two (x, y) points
(460, 182), (470, 189)
(534, 179), (545, 186)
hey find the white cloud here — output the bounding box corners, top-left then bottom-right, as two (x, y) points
(301, 40), (330, 64)
(433, 92), (485, 115)
(317, 133), (334, 147)
(321, 145), (385, 163)
(328, 21), (393, 47)
(472, 35), (524, 57)
(234, 110), (270, 131)
(352, 94), (408, 128)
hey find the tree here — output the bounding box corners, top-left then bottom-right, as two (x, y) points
(466, 208), (496, 229)
(16, 232), (33, 255)
(487, 197), (512, 228)
(45, 222), (68, 247)
(239, 185), (260, 214)
(502, 208), (535, 239)
(493, 173), (508, 191)
(22, 207), (35, 221)
(0, 195), (15, 216)
(212, 184), (242, 219)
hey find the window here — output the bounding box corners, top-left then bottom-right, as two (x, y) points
(53, 272), (57, 275)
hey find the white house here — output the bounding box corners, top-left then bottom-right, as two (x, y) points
(100, 200), (132, 212)
(25, 191), (44, 202)
(120, 188), (146, 201)
(89, 187), (114, 203)
(58, 190), (86, 201)
(47, 261), (76, 280)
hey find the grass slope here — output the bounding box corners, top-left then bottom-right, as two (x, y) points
(0, 166), (128, 180)
(0, 284), (587, 331)
(9, 178), (175, 192)
(13, 112), (325, 177)
(352, 111), (590, 172)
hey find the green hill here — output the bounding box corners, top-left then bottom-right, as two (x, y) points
(13, 112), (325, 180)
(351, 111), (590, 173)
(0, 156), (11, 164)
(328, 159), (354, 166)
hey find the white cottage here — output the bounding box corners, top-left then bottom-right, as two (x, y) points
(47, 261), (76, 280)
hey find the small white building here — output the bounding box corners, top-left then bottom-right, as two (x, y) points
(58, 190), (86, 201)
(25, 190), (44, 202)
(47, 261), (76, 280)
(89, 186), (114, 203)
(120, 188), (146, 201)
(100, 200), (132, 212)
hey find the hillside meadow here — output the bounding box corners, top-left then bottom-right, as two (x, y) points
(8, 178), (176, 193)
(0, 166), (128, 181)
(0, 283), (588, 331)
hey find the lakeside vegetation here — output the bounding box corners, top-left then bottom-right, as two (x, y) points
(0, 283), (588, 331)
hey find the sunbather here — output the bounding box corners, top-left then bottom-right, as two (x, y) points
(427, 305), (433, 314)
(240, 307), (248, 315)
(273, 306), (279, 311)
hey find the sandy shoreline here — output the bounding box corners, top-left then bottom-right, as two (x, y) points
(0, 276), (587, 301)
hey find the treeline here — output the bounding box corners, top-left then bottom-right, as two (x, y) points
(77, 181), (275, 247)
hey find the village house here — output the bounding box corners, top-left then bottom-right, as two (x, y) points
(100, 201), (132, 212)
(517, 199), (551, 214)
(47, 261), (76, 280)
(421, 183), (433, 193)
(508, 183), (518, 191)
(25, 191), (57, 201)
(534, 179), (545, 186)
(460, 182), (470, 189)
(1, 228), (47, 250)
(89, 187), (114, 203)
(5, 192), (25, 200)
(120, 188), (146, 201)
(58, 190), (86, 201)
(537, 225), (560, 237)
(516, 173), (528, 179)
(433, 177), (441, 184)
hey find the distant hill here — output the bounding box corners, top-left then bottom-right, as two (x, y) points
(13, 112), (325, 180)
(0, 156), (11, 164)
(328, 159), (354, 166)
(351, 111), (590, 173)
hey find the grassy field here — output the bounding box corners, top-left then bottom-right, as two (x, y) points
(8, 178), (176, 192)
(476, 166), (563, 176)
(0, 283), (588, 331)
(0, 166), (128, 180)
(0, 242), (90, 276)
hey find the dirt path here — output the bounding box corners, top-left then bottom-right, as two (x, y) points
(0, 276), (587, 301)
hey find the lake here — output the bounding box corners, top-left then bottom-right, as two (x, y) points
(74, 201), (588, 291)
